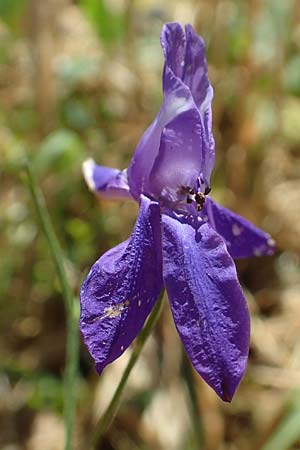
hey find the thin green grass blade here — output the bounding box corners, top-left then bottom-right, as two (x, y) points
(260, 397), (300, 450)
(24, 161), (79, 450)
(91, 290), (165, 449)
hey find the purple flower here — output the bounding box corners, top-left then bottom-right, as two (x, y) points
(80, 23), (275, 402)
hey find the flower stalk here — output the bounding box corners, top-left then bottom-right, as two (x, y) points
(182, 352), (204, 447)
(92, 290), (165, 449)
(24, 161), (79, 450)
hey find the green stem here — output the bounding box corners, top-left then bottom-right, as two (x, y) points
(24, 162), (79, 450)
(260, 395), (300, 450)
(182, 352), (204, 449)
(92, 290), (165, 449)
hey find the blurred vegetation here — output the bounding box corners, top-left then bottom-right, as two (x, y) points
(1, 0), (300, 449)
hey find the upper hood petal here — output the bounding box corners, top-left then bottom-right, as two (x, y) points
(127, 66), (195, 199)
(128, 23), (215, 199)
(161, 23), (215, 178)
(160, 22), (186, 80)
(148, 101), (205, 205)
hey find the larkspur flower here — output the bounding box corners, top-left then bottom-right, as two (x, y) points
(80, 22), (275, 402)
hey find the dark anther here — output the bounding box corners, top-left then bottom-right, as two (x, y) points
(204, 186), (211, 195)
(184, 185), (209, 210)
(195, 192), (206, 211)
(195, 192), (205, 204)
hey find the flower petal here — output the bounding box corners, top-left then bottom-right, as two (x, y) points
(161, 213), (250, 401)
(160, 22), (186, 80)
(80, 195), (163, 372)
(203, 197), (276, 259)
(161, 23), (213, 107)
(127, 67), (195, 199)
(83, 158), (131, 199)
(160, 23), (215, 180)
(128, 23), (215, 198)
(127, 118), (163, 200)
(183, 25), (211, 110)
(149, 105), (204, 204)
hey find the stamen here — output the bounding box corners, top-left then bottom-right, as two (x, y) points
(195, 192), (205, 205)
(184, 185), (211, 211)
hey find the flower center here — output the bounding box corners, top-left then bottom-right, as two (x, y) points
(178, 185), (211, 212)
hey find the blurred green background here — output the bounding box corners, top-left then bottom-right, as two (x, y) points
(1, 0), (300, 449)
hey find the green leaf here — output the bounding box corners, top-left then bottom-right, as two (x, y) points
(78, 0), (125, 44)
(0, 0), (26, 29)
(260, 397), (300, 450)
(282, 56), (300, 96)
(34, 129), (83, 174)
(281, 98), (300, 143)
(28, 375), (64, 412)
(57, 57), (100, 87)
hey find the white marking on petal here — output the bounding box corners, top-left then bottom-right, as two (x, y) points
(121, 346), (124, 351)
(199, 85), (213, 117)
(83, 158), (96, 191)
(90, 299), (130, 322)
(267, 237), (275, 247)
(167, 96), (188, 116)
(253, 247), (263, 256)
(232, 223), (243, 236)
(138, 300), (142, 307)
(160, 93), (193, 125)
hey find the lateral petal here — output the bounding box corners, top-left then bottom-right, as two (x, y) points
(203, 197), (276, 259)
(80, 196), (163, 372)
(162, 213), (250, 401)
(83, 158), (131, 199)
